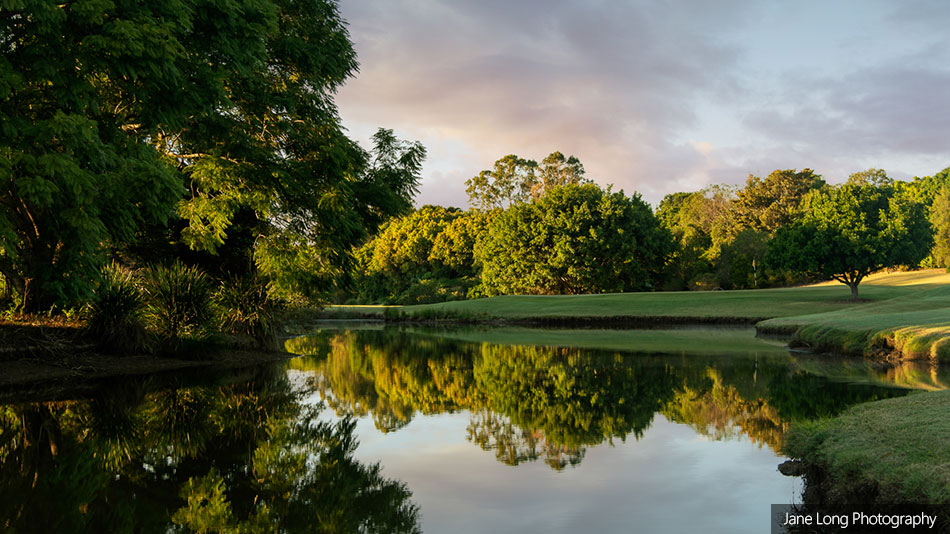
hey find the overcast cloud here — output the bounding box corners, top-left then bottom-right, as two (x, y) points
(334, 0), (950, 208)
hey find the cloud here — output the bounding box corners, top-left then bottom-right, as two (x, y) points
(334, 0), (950, 206)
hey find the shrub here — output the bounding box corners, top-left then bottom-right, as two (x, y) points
(142, 262), (214, 349)
(86, 262), (148, 353)
(214, 276), (279, 349)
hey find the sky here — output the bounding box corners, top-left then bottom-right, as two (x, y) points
(334, 0), (950, 209)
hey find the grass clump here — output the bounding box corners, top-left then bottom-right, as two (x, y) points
(85, 262), (149, 353)
(141, 262), (215, 353)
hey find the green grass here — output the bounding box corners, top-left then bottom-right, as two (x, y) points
(784, 389), (950, 504)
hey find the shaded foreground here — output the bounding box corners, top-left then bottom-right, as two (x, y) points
(0, 364), (420, 533)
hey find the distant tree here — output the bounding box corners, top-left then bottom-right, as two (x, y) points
(733, 169), (826, 233)
(532, 151), (588, 199)
(476, 184), (673, 296)
(353, 206), (460, 300)
(656, 186), (737, 289)
(767, 183), (932, 301)
(846, 168), (893, 188)
(465, 151), (588, 210)
(464, 155), (537, 210)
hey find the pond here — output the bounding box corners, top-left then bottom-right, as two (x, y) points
(1, 325), (943, 533)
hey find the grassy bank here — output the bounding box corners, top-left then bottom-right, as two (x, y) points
(758, 271), (950, 361)
(783, 389), (950, 505)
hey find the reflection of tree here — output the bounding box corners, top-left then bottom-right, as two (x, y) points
(466, 410), (584, 470)
(663, 368), (788, 451)
(0, 367), (420, 533)
(300, 329), (921, 471)
(310, 331), (677, 469)
(314, 331), (484, 432)
(474, 344), (676, 448)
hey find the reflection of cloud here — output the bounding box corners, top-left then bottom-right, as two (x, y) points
(336, 0), (950, 206)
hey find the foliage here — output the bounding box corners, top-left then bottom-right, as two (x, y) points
(352, 206), (461, 303)
(429, 210), (494, 277)
(85, 262), (148, 354)
(141, 262), (215, 347)
(350, 207), (493, 304)
(656, 188), (728, 289)
(248, 128), (426, 302)
(767, 183), (932, 300)
(464, 151), (588, 210)
(477, 184), (673, 296)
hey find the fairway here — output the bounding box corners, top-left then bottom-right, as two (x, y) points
(330, 269), (950, 321)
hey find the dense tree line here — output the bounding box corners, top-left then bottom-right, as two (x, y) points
(346, 162), (948, 304)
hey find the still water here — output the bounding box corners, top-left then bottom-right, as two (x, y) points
(2, 326), (942, 533)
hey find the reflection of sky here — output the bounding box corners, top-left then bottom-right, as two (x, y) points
(305, 383), (801, 534)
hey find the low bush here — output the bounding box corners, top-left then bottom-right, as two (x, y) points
(141, 262), (215, 351)
(86, 262), (149, 353)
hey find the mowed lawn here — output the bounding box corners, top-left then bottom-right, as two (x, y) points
(330, 269), (950, 322)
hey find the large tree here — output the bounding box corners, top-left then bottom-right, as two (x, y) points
(476, 183), (673, 296)
(1, 0), (188, 311)
(766, 182), (932, 301)
(1, 0), (421, 311)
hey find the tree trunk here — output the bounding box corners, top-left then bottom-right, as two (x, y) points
(848, 281), (860, 302)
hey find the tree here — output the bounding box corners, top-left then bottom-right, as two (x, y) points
(846, 168), (893, 188)
(767, 183), (932, 301)
(532, 151), (587, 199)
(429, 210), (494, 278)
(1, 0), (423, 311)
(1, 1), (188, 311)
(476, 183), (673, 296)
(464, 151), (588, 210)
(733, 169), (825, 233)
(464, 155), (537, 210)
(655, 186), (736, 289)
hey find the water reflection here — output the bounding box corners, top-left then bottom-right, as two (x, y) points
(286, 328), (919, 467)
(0, 367), (420, 533)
